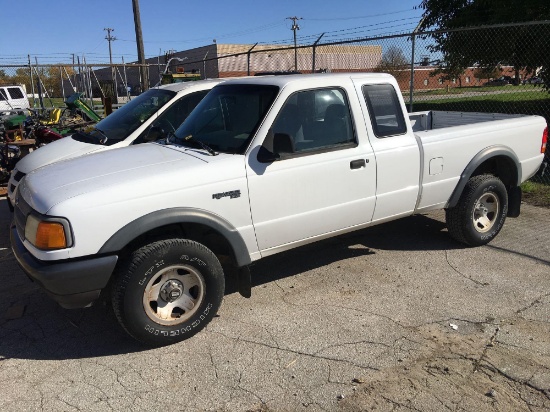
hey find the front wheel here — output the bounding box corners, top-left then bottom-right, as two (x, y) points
(112, 239), (225, 346)
(446, 174), (508, 246)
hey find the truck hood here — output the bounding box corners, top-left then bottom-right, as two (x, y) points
(15, 136), (105, 174)
(20, 143), (241, 214)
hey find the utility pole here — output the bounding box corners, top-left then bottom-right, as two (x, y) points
(104, 27), (117, 98)
(132, 0), (149, 91)
(286, 16), (302, 71)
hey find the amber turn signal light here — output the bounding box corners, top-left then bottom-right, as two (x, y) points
(35, 222), (67, 250)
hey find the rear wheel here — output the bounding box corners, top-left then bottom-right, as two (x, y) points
(112, 238), (225, 346)
(446, 174), (508, 246)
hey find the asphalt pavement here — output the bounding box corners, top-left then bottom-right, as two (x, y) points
(1, 196), (549, 411)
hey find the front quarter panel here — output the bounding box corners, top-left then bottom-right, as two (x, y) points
(42, 154), (258, 262)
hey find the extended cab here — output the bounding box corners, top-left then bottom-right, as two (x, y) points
(11, 73), (547, 346)
(6, 79), (225, 210)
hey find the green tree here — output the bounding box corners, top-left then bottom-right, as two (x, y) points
(0, 70), (8, 85)
(474, 66), (502, 83)
(418, 0), (550, 87)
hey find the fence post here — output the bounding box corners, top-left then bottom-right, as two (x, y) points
(122, 57), (130, 100)
(247, 43), (258, 76)
(409, 18), (425, 112)
(77, 56), (83, 95)
(202, 51), (209, 79)
(28, 55), (36, 108)
(409, 33), (416, 112)
(311, 33), (325, 73)
(60, 65), (65, 101)
(34, 58), (48, 109)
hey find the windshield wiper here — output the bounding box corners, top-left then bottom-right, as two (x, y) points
(181, 134), (218, 156)
(93, 128), (109, 144)
(164, 131), (175, 145)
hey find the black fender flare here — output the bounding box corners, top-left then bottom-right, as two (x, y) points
(446, 145), (522, 209)
(98, 208), (253, 267)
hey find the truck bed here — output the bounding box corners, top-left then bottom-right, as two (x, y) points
(409, 110), (525, 132)
(409, 111), (545, 213)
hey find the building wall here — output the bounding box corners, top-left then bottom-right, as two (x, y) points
(216, 44), (382, 76)
(391, 66), (529, 92)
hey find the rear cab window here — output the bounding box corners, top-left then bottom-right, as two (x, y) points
(362, 84), (407, 138)
(7, 87), (25, 99)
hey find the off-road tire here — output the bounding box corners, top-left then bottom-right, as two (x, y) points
(446, 174), (508, 246)
(112, 238), (225, 346)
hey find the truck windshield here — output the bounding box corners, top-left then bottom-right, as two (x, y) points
(171, 84), (279, 154)
(73, 88), (176, 146)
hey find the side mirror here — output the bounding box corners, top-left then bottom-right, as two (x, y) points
(257, 130), (294, 163)
(144, 126), (164, 142)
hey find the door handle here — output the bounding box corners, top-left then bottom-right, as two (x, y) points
(350, 159), (366, 169)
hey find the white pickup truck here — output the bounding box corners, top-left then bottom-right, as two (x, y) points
(6, 79), (224, 210)
(11, 73), (547, 346)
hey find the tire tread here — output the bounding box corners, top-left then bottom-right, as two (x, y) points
(446, 174), (507, 246)
(111, 238), (223, 346)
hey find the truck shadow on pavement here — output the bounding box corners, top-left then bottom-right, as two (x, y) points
(231, 214), (455, 291)
(0, 198), (456, 361)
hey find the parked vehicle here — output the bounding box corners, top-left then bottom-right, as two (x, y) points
(0, 85), (30, 114)
(523, 76), (544, 85)
(485, 78), (510, 86)
(10, 73), (546, 346)
(6, 79), (225, 210)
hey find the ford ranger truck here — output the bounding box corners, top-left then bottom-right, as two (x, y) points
(11, 73), (547, 346)
(6, 79), (225, 211)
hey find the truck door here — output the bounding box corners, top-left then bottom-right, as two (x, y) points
(246, 86), (377, 254)
(353, 80), (420, 221)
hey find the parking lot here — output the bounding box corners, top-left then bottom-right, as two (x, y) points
(1, 195), (549, 411)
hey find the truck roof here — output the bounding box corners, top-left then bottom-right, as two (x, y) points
(220, 72), (396, 88)
(157, 78), (226, 93)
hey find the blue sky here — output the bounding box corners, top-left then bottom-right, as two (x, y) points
(0, 0), (423, 64)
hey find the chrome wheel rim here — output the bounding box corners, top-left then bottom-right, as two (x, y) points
(143, 265), (205, 326)
(472, 192), (500, 233)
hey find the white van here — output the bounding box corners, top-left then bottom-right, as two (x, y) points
(7, 79), (225, 209)
(0, 85), (30, 113)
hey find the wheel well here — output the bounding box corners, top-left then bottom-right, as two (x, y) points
(121, 223), (236, 266)
(470, 155), (518, 188)
(99, 222), (239, 305)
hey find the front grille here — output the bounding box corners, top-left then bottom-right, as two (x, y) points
(14, 171), (25, 182)
(14, 192), (31, 240)
(8, 171), (26, 197)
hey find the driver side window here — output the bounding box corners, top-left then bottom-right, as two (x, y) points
(134, 90), (209, 144)
(271, 88), (355, 155)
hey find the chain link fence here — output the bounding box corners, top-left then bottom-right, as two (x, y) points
(1, 21), (549, 193)
(0, 63), (159, 116)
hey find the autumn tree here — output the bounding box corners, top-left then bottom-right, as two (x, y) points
(376, 46), (409, 81)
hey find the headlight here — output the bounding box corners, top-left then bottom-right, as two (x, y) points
(25, 214), (71, 250)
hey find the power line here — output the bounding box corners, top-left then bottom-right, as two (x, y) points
(306, 8), (418, 21)
(116, 20), (287, 45)
(260, 16), (421, 45)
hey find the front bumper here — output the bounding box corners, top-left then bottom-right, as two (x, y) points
(10, 225), (118, 309)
